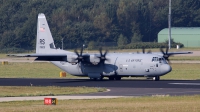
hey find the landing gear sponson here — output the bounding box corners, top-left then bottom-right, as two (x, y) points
(90, 75), (122, 81)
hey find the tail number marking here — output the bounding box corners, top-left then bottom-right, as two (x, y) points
(39, 39), (45, 49)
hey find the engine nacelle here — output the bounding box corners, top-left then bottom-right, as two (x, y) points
(89, 54), (100, 65)
(102, 66), (115, 76)
(67, 55), (78, 63)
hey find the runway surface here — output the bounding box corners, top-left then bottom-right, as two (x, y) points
(1, 78), (200, 96)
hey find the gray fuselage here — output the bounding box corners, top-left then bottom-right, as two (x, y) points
(51, 53), (171, 78)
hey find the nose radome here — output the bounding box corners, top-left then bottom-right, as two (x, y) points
(161, 64), (172, 74)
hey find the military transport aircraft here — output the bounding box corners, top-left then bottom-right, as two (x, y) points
(8, 13), (192, 81)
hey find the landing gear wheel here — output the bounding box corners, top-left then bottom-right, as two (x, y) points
(90, 77), (96, 80)
(90, 76), (104, 81)
(109, 76), (115, 80)
(97, 76), (104, 80)
(153, 76), (160, 81)
(115, 76), (121, 80)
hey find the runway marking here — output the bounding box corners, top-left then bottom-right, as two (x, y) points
(169, 83), (200, 85)
(126, 90), (200, 96)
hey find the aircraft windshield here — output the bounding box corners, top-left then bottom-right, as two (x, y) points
(152, 57), (158, 62)
(159, 58), (167, 64)
(152, 57), (167, 64)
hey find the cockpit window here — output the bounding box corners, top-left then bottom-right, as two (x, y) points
(152, 57), (167, 63)
(158, 57), (167, 63)
(152, 57), (159, 62)
(152, 57), (154, 61)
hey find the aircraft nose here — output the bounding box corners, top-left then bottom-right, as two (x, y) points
(161, 64), (172, 74)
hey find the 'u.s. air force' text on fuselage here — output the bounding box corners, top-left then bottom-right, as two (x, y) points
(126, 59), (142, 62)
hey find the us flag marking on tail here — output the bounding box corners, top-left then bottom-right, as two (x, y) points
(40, 27), (45, 32)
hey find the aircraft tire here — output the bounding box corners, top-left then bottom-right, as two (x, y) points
(153, 76), (160, 81)
(97, 76), (104, 80)
(115, 76), (121, 80)
(90, 77), (103, 81)
(89, 78), (96, 80)
(109, 76), (115, 80)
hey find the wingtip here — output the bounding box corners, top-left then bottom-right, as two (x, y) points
(7, 54), (14, 57)
(6, 54), (29, 57)
(188, 52), (193, 54)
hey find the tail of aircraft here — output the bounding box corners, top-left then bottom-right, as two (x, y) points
(36, 13), (57, 54)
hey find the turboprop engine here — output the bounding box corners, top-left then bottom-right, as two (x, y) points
(89, 54), (100, 65)
(66, 54), (78, 64)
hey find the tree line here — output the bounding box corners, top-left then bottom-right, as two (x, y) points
(0, 0), (200, 50)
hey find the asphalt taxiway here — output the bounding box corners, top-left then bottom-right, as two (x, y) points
(1, 78), (200, 96)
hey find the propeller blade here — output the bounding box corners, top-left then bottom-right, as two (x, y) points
(74, 47), (85, 62)
(80, 47), (83, 56)
(166, 46), (169, 54)
(103, 49), (108, 56)
(99, 47), (103, 56)
(165, 57), (171, 64)
(160, 47), (165, 55)
(74, 49), (79, 56)
(147, 50), (152, 54)
(160, 46), (172, 64)
(142, 47), (145, 54)
(141, 47), (152, 54)
(97, 47), (109, 62)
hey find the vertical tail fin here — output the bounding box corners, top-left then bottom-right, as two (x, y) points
(36, 13), (56, 54)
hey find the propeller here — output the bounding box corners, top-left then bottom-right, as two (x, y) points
(147, 50), (152, 54)
(142, 47), (145, 54)
(160, 46), (172, 63)
(74, 47), (84, 62)
(97, 47), (109, 62)
(137, 47), (151, 54)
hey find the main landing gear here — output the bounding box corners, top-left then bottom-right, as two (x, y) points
(108, 76), (121, 80)
(153, 76), (160, 81)
(90, 76), (104, 81)
(89, 75), (122, 81)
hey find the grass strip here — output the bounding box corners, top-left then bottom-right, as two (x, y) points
(0, 95), (200, 112)
(0, 86), (106, 97)
(0, 62), (78, 78)
(162, 63), (200, 80)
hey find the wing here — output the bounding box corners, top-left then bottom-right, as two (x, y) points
(7, 53), (91, 62)
(7, 53), (68, 61)
(167, 51), (193, 56)
(153, 51), (192, 56)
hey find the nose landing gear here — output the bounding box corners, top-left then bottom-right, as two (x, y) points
(153, 76), (160, 81)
